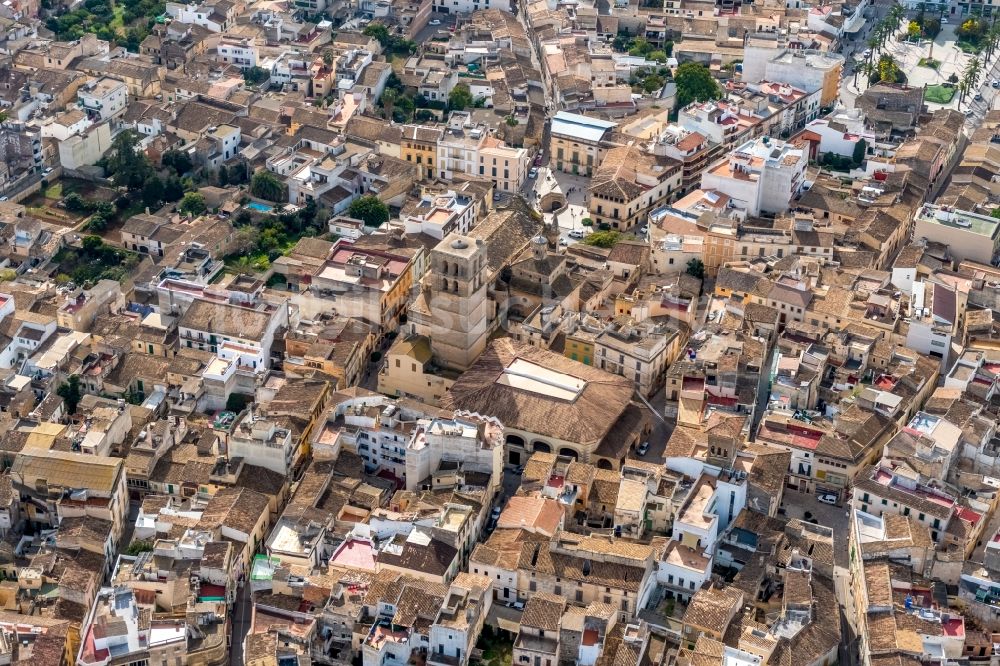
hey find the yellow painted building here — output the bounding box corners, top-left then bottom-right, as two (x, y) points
(563, 330), (595, 365)
(401, 124), (443, 179)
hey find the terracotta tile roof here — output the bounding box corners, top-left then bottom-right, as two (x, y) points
(520, 593), (566, 631)
(497, 496), (564, 535)
(443, 339), (638, 450)
(682, 586), (743, 635)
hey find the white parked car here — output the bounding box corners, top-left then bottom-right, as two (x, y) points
(429, 18), (441, 25)
(568, 229), (585, 239)
(817, 494), (838, 505)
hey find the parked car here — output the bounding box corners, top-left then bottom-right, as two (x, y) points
(429, 18), (441, 25)
(862, 49), (872, 58)
(974, 93), (984, 102)
(992, 79), (1000, 88)
(527, 167), (538, 179)
(511, 601), (525, 611)
(638, 225), (648, 235)
(568, 229), (585, 239)
(941, 16), (948, 23)
(513, 465), (525, 475)
(491, 507), (502, 520)
(817, 493), (838, 505)
(637, 441), (650, 456)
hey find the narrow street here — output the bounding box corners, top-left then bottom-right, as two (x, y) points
(229, 582), (253, 666)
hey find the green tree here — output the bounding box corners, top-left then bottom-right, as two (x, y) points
(233, 226), (260, 255)
(57, 375), (83, 414)
(105, 130), (152, 190)
(87, 210), (112, 232)
(349, 195), (390, 228)
(642, 75), (665, 94)
(64, 192), (87, 212)
(363, 22), (391, 46)
(449, 83), (473, 110)
(125, 541), (154, 556)
(161, 149), (193, 175)
(0, 268), (16, 282)
(250, 171), (286, 202)
(259, 227), (282, 252)
(647, 50), (668, 63)
(322, 50), (334, 67)
(907, 20), (921, 40)
(218, 165), (229, 186)
(852, 138), (868, 166)
(505, 115), (519, 127)
(381, 87), (398, 121)
(141, 177), (163, 208)
(674, 62), (721, 108)
(163, 176), (185, 202)
(958, 17), (987, 42)
(582, 230), (621, 248)
(230, 256), (258, 275)
(179, 191), (207, 216)
(81, 235), (105, 255)
(243, 66), (269, 85)
(628, 37), (652, 57)
(686, 258), (706, 279)
(877, 54), (901, 83)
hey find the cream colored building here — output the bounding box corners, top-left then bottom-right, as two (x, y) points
(378, 334), (455, 407)
(58, 121), (113, 169)
(549, 111), (618, 177)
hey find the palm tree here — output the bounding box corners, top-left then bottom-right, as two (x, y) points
(958, 76), (972, 107)
(888, 4), (904, 37)
(959, 55), (983, 106)
(985, 21), (1000, 62)
(860, 60), (878, 90)
(866, 35), (880, 63)
(231, 256), (257, 276)
(381, 88), (398, 122)
(878, 20), (893, 48)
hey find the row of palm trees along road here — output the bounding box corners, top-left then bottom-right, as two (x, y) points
(852, 2), (1000, 111)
